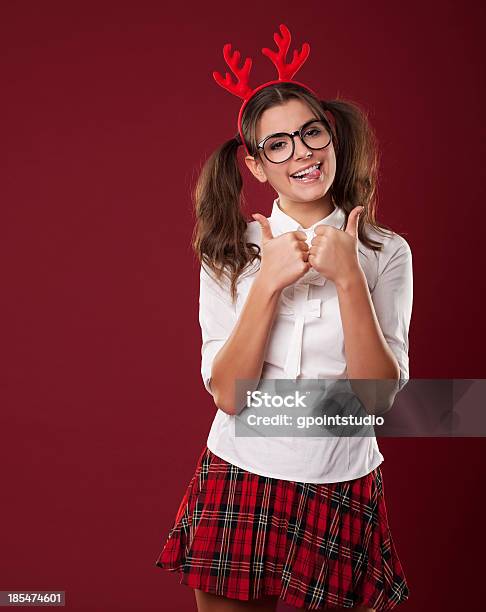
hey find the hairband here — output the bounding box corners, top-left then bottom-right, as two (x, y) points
(212, 24), (320, 155)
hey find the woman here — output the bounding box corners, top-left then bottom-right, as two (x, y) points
(156, 26), (413, 612)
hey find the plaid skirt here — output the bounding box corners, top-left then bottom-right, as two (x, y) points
(155, 445), (410, 610)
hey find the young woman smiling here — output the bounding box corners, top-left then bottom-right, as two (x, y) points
(156, 27), (412, 612)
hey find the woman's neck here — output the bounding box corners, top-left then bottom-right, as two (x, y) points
(277, 193), (335, 229)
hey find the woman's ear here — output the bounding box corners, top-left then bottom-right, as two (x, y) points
(244, 155), (268, 183)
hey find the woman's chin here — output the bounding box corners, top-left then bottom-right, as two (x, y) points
(288, 180), (328, 200)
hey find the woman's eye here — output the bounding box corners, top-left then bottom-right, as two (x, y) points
(270, 141), (287, 150)
(304, 128), (320, 137)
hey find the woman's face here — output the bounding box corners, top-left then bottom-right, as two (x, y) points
(244, 98), (336, 204)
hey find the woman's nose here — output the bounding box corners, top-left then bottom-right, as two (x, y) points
(293, 135), (311, 159)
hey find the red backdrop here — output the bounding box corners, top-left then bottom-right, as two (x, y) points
(1, 1), (484, 610)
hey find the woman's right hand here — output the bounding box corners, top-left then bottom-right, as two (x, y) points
(252, 213), (311, 293)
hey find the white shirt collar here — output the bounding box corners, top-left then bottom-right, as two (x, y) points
(269, 196), (346, 236)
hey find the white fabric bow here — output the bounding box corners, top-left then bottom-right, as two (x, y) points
(279, 268), (328, 380)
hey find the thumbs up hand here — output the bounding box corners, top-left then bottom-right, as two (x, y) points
(252, 213), (311, 293)
(308, 206), (365, 288)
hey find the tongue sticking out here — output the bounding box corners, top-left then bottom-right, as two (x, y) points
(305, 168), (321, 179)
(293, 167), (321, 183)
(295, 167), (321, 180)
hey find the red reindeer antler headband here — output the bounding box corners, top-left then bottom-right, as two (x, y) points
(212, 24), (320, 155)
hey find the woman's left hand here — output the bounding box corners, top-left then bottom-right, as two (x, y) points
(308, 206), (365, 288)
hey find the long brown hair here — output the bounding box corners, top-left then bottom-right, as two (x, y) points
(192, 82), (396, 303)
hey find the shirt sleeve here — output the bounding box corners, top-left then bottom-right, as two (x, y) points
(370, 236), (414, 391)
(199, 263), (238, 396)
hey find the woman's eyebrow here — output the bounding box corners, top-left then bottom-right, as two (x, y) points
(260, 118), (318, 141)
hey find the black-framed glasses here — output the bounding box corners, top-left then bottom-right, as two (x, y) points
(256, 119), (333, 164)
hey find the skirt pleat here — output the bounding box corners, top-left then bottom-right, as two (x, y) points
(155, 445), (410, 610)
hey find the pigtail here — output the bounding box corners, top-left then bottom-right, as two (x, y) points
(192, 135), (260, 303)
(322, 99), (395, 249)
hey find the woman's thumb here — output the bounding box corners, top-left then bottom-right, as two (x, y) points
(252, 213), (274, 243)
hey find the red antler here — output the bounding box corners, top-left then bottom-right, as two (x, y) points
(212, 43), (254, 100)
(261, 24), (310, 81)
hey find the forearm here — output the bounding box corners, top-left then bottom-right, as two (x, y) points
(211, 272), (282, 415)
(335, 267), (400, 414)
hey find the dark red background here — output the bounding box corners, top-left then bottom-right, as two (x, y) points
(1, 1), (484, 610)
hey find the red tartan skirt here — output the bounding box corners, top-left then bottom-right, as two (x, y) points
(155, 445), (410, 610)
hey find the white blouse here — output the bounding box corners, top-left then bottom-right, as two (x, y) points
(199, 197), (413, 483)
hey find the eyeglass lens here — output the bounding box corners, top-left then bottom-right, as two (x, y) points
(263, 121), (331, 163)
